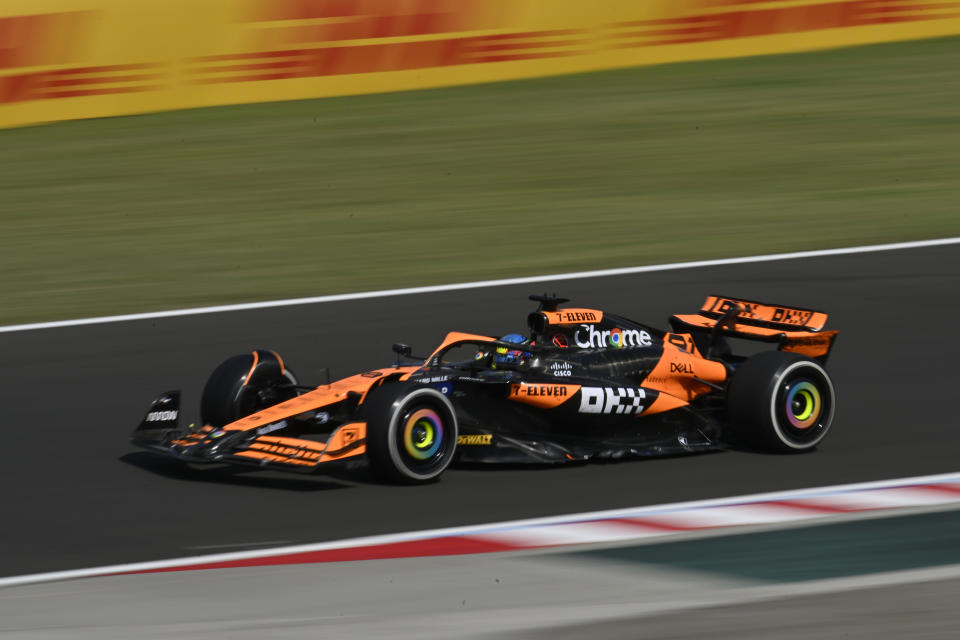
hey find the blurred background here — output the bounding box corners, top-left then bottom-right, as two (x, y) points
(1, 0), (958, 325)
(2, 3), (960, 637)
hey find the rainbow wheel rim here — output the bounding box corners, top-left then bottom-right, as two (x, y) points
(785, 381), (821, 429)
(402, 409), (444, 460)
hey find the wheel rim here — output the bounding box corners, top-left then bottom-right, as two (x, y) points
(773, 363), (834, 448)
(785, 380), (821, 429)
(402, 408), (444, 460)
(390, 391), (456, 479)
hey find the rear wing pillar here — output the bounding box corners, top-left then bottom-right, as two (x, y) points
(670, 295), (838, 363)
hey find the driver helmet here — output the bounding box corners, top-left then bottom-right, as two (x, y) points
(493, 333), (530, 368)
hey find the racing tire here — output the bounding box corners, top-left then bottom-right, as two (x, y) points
(200, 352), (299, 428)
(362, 384), (458, 484)
(727, 351), (835, 453)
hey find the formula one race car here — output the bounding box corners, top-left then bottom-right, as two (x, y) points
(132, 295), (838, 483)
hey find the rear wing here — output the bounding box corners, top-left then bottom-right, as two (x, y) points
(670, 295), (838, 362)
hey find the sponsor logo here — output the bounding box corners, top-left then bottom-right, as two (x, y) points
(511, 384), (569, 398)
(670, 362), (694, 374)
(361, 371), (383, 378)
(210, 429), (226, 439)
(457, 434), (493, 445)
(258, 420), (288, 435)
(711, 298), (814, 326)
(714, 299), (759, 317)
(552, 334), (569, 348)
(550, 361), (573, 377)
(557, 311), (598, 323)
(509, 383), (580, 408)
(574, 324), (652, 349)
(579, 387), (646, 415)
(772, 307), (814, 325)
(314, 412), (330, 424)
(256, 443), (321, 462)
(145, 410), (178, 422)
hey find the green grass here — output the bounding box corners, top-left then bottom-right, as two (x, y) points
(1, 36), (958, 325)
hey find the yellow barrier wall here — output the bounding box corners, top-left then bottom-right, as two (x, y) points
(2, 0), (959, 128)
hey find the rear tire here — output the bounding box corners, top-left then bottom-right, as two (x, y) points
(727, 351), (835, 452)
(363, 384), (458, 483)
(200, 352), (298, 427)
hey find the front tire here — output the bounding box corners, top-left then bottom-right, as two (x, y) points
(363, 384), (458, 483)
(200, 351), (298, 427)
(727, 351), (835, 452)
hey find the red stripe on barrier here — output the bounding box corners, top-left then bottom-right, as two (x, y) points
(37, 74), (159, 89)
(765, 499), (858, 513)
(42, 86), (159, 100)
(615, 0), (960, 47)
(187, 32), (582, 85)
(45, 63), (160, 76)
(917, 483), (960, 495)
(475, 29), (589, 41)
(469, 51), (577, 65)
(613, 517), (700, 531)
(124, 535), (521, 575)
(468, 39), (583, 53)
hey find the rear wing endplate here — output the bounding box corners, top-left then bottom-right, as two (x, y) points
(670, 295), (838, 362)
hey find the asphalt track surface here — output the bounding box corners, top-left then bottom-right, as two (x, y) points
(3, 243), (958, 578)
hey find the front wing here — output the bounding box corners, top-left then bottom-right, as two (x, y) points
(132, 367), (417, 472)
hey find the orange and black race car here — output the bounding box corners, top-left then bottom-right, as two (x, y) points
(132, 294), (838, 483)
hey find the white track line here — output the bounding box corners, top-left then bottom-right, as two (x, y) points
(3, 471), (960, 589)
(2, 237), (958, 334)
